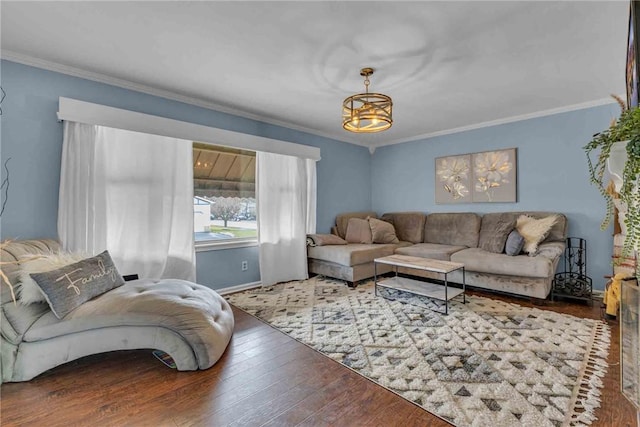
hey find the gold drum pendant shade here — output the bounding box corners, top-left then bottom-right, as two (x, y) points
(342, 68), (393, 133)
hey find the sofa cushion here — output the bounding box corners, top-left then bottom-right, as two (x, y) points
(516, 214), (559, 255)
(504, 230), (525, 256)
(380, 212), (427, 243)
(394, 243), (467, 261)
(335, 212), (377, 239)
(450, 247), (558, 278)
(478, 214), (516, 253)
(424, 213), (481, 247)
(307, 243), (397, 267)
(30, 251), (125, 319)
(345, 218), (373, 244)
(1, 302), (50, 344)
(369, 218), (400, 244)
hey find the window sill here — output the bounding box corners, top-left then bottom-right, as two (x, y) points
(195, 239), (258, 252)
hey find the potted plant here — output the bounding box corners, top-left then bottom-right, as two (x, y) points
(584, 95), (640, 267)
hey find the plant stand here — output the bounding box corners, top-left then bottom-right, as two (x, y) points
(552, 237), (593, 304)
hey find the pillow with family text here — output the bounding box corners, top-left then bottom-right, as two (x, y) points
(29, 250), (125, 319)
(18, 252), (90, 305)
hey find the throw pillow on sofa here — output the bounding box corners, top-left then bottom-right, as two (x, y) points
(345, 217), (373, 244)
(30, 250), (125, 319)
(478, 215), (516, 253)
(369, 218), (400, 244)
(516, 214), (559, 255)
(504, 229), (525, 256)
(18, 251), (90, 305)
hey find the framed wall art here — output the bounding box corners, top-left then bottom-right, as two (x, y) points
(434, 154), (471, 204)
(471, 148), (517, 203)
(435, 148), (517, 204)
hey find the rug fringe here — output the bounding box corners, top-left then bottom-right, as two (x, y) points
(567, 322), (611, 426)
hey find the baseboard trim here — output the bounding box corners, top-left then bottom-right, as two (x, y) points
(592, 289), (604, 300)
(216, 281), (262, 295)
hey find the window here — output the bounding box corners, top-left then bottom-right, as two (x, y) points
(57, 97), (320, 249)
(193, 143), (257, 245)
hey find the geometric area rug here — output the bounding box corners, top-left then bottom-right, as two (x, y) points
(225, 276), (610, 427)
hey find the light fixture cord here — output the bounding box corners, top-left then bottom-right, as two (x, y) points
(363, 75), (370, 94)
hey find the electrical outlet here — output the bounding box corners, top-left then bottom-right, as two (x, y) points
(241, 260), (248, 271)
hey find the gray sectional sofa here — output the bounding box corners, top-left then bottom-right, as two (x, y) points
(307, 211), (568, 299)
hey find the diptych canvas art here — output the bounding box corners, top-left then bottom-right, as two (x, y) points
(435, 148), (517, 204)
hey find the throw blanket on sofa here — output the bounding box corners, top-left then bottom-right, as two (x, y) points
(306, 234), (348, 247)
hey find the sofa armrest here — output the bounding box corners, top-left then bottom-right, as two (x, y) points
(536, 242), (565, 260)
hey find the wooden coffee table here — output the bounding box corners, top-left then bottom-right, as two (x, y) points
(374, 254), (466, 315)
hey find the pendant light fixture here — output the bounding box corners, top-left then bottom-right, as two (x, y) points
(342, 67), (393, 133)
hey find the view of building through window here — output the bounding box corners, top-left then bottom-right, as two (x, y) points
(193, 142), (257, 243)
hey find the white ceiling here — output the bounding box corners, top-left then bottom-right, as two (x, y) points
(0, 1), (629, 148)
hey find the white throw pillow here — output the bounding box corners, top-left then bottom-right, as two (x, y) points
(516, 215), (559, 256)
(17, 252), (90, 305)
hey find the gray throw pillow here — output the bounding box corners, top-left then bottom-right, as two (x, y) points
(478, 217), (516, 253)
(505, 230), (525, 256)
(30, 250), (125, 319)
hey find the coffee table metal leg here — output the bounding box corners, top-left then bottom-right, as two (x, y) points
(463, 267), (466, 304)
(374, 262), (378, 297)
(444, 272), (449, 315)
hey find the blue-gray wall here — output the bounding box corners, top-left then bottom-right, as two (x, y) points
(371, 104), (621, 290)
(1, 59), (620, 291)
(0, 60), (372, 289)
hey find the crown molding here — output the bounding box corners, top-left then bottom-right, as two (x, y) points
(372, 96), (620, 149)
(2, 51), (619, 151)
(1, 50), (364, 146)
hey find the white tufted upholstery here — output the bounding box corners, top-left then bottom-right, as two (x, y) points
(1, 240), (234, 382)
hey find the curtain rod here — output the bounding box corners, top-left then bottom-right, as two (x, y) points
(57, 97), (321, 161)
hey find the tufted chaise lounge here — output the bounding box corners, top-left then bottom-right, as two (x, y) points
(1, 239), (234, 382)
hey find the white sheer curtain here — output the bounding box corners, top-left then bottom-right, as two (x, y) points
(256, 152), (317, 287)
(58, 121), (195, 281)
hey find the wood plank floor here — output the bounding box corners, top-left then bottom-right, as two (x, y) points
(1, 288), (638, 427)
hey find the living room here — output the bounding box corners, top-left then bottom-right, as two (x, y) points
(1, 1), (639, 426)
